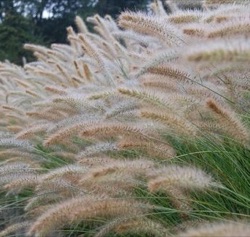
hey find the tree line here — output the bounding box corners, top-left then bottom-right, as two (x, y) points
(0, 0), (149, 64)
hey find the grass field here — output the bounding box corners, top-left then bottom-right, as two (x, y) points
(0, 0), (250, 236)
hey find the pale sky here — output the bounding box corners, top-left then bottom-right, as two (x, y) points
(42, 10), (52, 18)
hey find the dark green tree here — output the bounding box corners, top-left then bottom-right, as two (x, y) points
(0, 0), (46, 64)
(0, 0), (151, 63)
(0, 13), (42, 64)
(34, 0), (95, 44)
(94, 0), (149, 18)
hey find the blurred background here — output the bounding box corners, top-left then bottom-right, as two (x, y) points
(0, 0), (154, 64)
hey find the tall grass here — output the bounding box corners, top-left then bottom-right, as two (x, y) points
(0, 0), (250, 236)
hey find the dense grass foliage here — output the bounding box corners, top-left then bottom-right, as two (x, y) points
(0, 0), (250, 236)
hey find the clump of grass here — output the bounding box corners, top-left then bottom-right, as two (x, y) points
(0, 0), (249, 236)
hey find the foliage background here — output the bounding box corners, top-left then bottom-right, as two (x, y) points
(0, 0), (150, 64)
